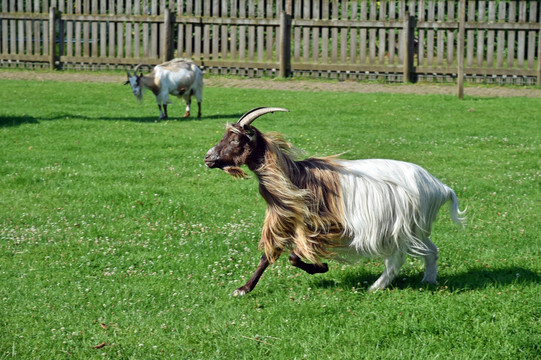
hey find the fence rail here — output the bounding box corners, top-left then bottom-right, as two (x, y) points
(1, 0), (540, 87)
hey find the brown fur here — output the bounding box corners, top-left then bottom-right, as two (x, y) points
(176, 84), (187, 95)
(253, 133), (345, 264)
(141, 76), (160, 96)
(223, 166), (249, 178)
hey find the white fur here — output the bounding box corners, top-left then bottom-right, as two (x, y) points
(335, 159), (465, 291)
(153, 62), (203, 115)
(127, 59), (203, 119)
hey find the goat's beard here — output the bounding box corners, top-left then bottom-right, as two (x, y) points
(223, 166), (249, 179)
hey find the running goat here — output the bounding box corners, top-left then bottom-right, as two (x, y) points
(204, 107), (466, 296)
(125, 58), (203, 120)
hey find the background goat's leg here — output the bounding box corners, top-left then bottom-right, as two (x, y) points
(194, 88), (203, 118)
(157, 104), (167, 120)
(233, 254), (271, 296)
(289, 252), (329, 274)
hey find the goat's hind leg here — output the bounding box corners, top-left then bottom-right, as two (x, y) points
(183, 94), (191, 118)
(289, 252), (329, 275)
(195, 89), (202, 118)
(421, 237), (438, 284)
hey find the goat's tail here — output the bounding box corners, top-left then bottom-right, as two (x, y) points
(448, 188), (466, 229)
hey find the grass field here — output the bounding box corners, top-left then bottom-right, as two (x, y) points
(1, 77), (540, 359)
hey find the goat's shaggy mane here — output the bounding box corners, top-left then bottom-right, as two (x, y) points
(252, 131), (346, 264)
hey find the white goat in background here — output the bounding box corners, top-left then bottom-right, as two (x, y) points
(125, 58), (203, 120)
(205, 107), (466, 296)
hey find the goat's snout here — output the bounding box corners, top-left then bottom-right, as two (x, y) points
(204, 148), (219, 168)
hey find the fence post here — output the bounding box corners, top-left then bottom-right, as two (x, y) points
(457, 0), (466, 99)
(537, 20), (541, 86)
(403, 11), (412, 83)
(49, 7), (57, 70)
(163, 8), (173, 62)
(279, 11), (292, 78)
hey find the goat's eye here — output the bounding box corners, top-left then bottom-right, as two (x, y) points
(230, 139), (240, 145)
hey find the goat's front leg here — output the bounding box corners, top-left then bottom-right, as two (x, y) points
(233, 254), (270, 297)
(289, 252), (329, 274)
(163, 104), (168, 119)
(157, 104), (167, 120)
(368, 249), (405, 292)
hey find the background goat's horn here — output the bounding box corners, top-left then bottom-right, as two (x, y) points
(133, 64), (145, 74)
(237, 107), (289, 128)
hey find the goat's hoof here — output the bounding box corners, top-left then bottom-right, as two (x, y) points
(320, 263), (329, 273)
(421, 278), (438, 285)
(308, 263), (329, 274)
(368, 283), (385, 293)
(232, 288), (248, 297)
(183, 112), (190, 118)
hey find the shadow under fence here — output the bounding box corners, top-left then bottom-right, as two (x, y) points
(0, 115), (40, 128)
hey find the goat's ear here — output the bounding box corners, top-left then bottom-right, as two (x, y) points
(244, 126), (257, 142)
(123, 80), (129, 85)
(243, 125), (254, 135)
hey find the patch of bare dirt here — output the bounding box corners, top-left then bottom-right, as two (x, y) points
(1, 70), (540, 98)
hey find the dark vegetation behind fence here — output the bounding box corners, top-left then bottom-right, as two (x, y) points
(1, 0), (540, 85)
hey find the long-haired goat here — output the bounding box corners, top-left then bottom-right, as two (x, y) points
(205, 107), (465, 296)
(125, 58), (203, 120)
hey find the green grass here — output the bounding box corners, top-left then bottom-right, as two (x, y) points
(0, 77), (540, 359)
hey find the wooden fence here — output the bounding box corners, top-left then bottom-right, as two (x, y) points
(1, 1), (540, 86)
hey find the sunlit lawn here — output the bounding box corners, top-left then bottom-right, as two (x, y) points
(0, 77), (540, 359)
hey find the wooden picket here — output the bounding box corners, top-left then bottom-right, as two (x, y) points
(1, 0), (540, 85)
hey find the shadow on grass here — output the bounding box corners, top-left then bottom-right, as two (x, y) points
(438, 266), (540, 291)
(312, 266), (540, 293)
(0, 115), (39, 127)
(0, 112), (244, 125)
(44, 112), (245, 123)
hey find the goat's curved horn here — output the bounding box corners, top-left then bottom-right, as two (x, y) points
(237, 107), (289, 128)
(133, 64), (146, 75)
